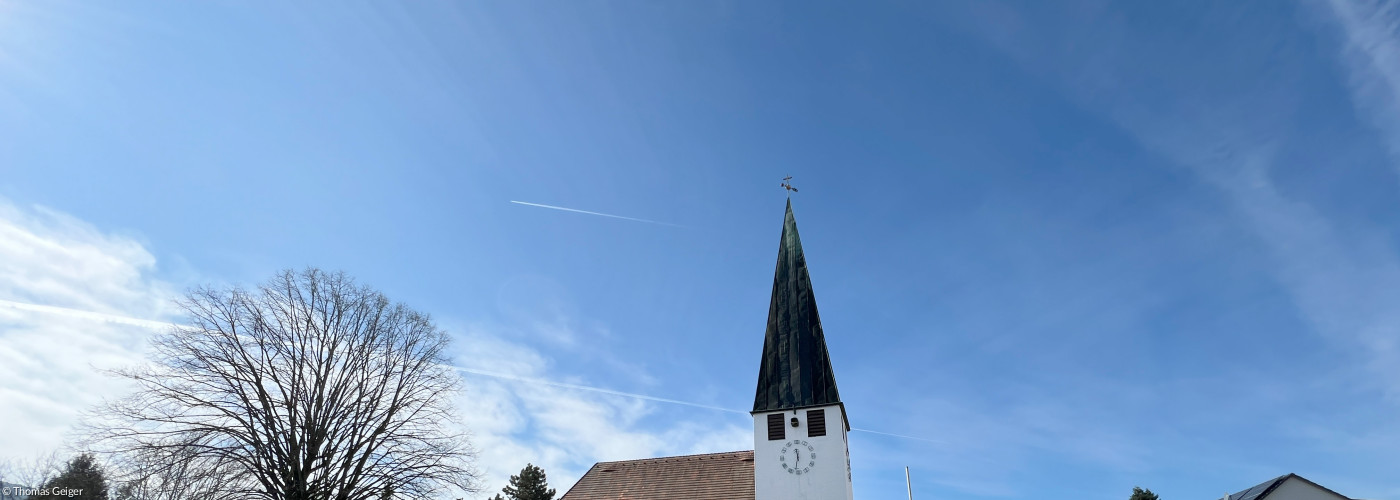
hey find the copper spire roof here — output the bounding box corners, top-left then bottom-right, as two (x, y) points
(752, 199), (843, 413)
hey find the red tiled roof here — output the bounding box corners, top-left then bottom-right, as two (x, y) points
(559, 450), (755, 500)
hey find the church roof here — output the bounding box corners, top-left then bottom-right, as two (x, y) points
(753, 199), (843, 413)
(559, 450), (755, 500)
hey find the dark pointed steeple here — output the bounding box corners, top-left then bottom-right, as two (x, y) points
(753, 199), (842, 413)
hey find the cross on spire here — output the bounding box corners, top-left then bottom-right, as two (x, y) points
(781, 176), (798, 195)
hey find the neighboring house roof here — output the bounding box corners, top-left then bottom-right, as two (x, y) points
(1223, 473), (1351, 500)
(559, 450), (755, 500)
(753, 199), (843, 414)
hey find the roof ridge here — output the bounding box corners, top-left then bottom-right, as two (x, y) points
(593, 450), (754, 466)
(1281, 473), (1354, 500)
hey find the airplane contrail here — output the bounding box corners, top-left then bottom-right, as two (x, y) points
(455, 365), (943, 444)
(849, 428), (946, 444)
(509, 201), (683, 227)
(454, 366), (745, 414)
(0, 298), (180, 330)
(3, 298), (940, 444)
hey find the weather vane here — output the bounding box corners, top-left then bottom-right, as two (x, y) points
(781, 176), (798, 194)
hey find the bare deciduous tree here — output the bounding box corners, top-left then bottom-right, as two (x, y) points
(85, 269), (477, 500)
(107, 442), (250, 500)
(0, 451), (62, 491)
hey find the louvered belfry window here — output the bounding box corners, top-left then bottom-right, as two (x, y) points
(767, 413), (785, 441)
(807, 409), (827, 437)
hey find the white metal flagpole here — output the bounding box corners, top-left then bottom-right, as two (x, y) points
(906, 466), (914, 500)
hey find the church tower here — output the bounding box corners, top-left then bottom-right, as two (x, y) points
(752, 199), (854, 500)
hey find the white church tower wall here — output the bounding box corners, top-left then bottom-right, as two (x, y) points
(752, 405), (853, 500)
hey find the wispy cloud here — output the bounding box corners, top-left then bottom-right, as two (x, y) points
(0, 200), (174, 462)
(447, 322), (752, 498)
(1321, 0), (1400, 167)
(958, 0), (1400, 393)
(509, 200), (683, 227)
(912, 3), (1400, 492)
(0, 198), (742, 499)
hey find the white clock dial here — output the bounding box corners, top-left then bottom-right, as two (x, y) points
(779, 440), (817, 475)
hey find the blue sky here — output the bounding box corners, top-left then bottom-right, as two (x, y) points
(1, 1), (1399, 499)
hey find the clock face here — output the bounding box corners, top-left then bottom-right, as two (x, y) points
(779, 440), (817, 475)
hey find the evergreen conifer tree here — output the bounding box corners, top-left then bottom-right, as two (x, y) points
(492, 464), (555, 500)
(41, 453), (109, 500)
(1130, 486), (1161, 500)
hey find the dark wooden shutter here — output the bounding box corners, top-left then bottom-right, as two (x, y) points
(767, 413), (785, 440)
(807, 409), (827, 437)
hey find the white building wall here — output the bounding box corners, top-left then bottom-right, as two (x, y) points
(1265, 478), (1349, 500)
(752, 404), (853, 500)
